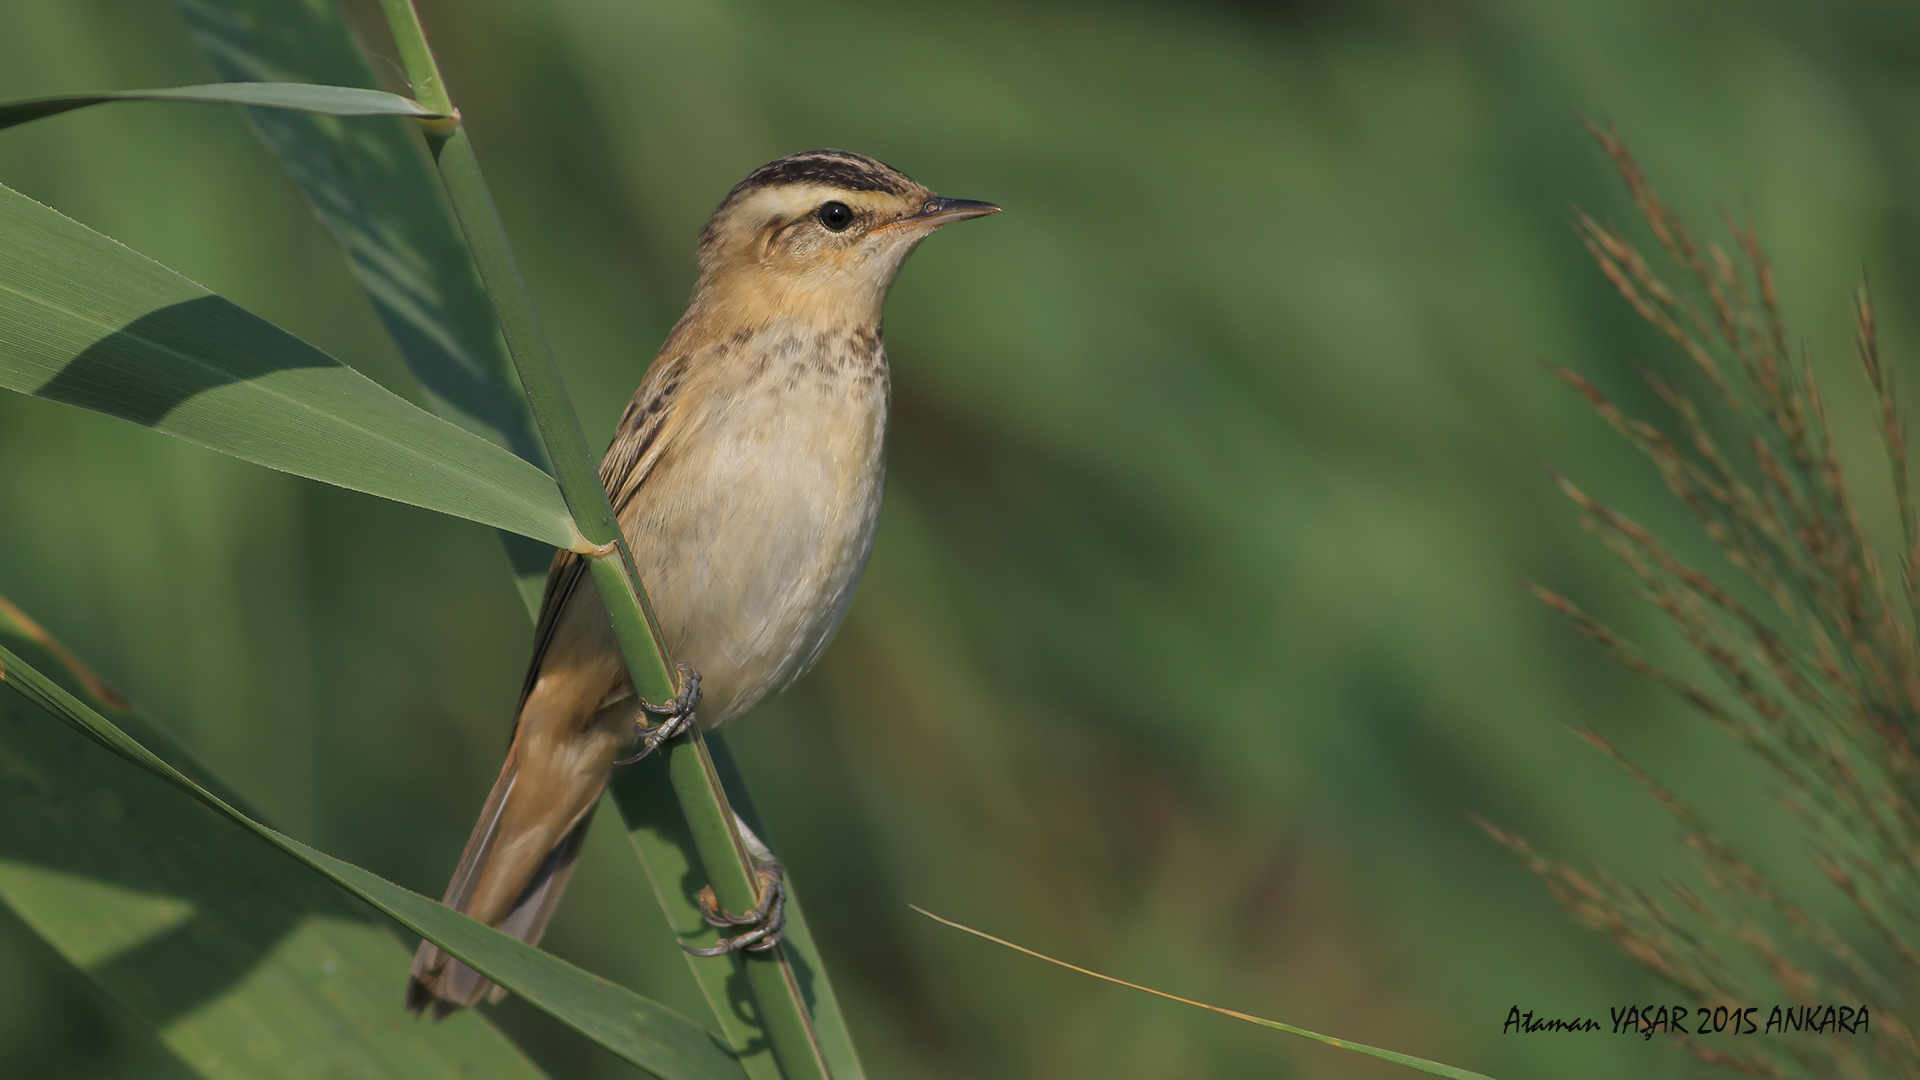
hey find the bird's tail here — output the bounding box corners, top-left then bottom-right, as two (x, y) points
(404, 748), (598, 1019)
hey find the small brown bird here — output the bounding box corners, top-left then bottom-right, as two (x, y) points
(406, 150), (997, 1015)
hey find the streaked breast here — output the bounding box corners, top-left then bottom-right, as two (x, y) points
(622, 323), (889, 727)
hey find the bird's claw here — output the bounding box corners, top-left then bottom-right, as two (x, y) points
(613, 661), (701, 766)
(682, 865), (786, 956)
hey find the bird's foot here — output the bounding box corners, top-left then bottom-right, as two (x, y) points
(613, 660), (701, 765)
(682, 863), (786, 956)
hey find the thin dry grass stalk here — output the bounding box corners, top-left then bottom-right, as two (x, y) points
(1494, 125), (1920, 1078)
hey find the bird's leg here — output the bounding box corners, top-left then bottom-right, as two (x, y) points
(613, 660), (701, 766)
(682, 814), (787, 956)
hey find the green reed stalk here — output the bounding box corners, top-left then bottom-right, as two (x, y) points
(374, 3), (830, 1075)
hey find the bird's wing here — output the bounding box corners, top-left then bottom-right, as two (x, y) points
(412, 346), (697, 1016)
(508, 349), (693, 728)
(602, 347), (692, 519)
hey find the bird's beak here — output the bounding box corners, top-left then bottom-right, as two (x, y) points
(898, 196), (1001, 229)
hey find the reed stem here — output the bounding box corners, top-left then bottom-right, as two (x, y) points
(374, 3), (830, 1075)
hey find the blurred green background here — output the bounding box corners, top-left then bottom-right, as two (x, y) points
(3, 0), (1918, 1076)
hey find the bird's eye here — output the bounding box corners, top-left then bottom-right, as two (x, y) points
(817, 201), (854, 232)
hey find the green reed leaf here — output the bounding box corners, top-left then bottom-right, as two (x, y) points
(0, 82), (444, 132)
(0, 595), (550, 1080)
(178, 0), (557, 606)
(0, 179), (584, 552)
(0, 628), (747, 1080)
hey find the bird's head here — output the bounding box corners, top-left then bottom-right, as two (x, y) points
(692, 150), (998, 324)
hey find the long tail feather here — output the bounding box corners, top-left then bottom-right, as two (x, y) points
(404, 752), (601, 1016)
